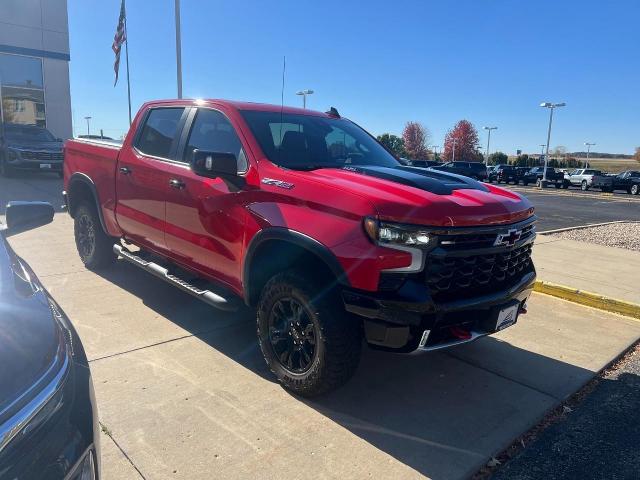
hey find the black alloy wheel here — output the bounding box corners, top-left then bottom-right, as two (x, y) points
(268, 297), (317, 373)
(73, 202), (115, 269)
(76, 211), (96, 261)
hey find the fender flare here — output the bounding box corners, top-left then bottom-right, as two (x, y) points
(242, 228), (351, 304)
(66, 173), (108, 232)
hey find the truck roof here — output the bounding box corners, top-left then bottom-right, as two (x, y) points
(142, 98), (335, 118)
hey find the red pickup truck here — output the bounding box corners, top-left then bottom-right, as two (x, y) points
(63, 99), (536, 396)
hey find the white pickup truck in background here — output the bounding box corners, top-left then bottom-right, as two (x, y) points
(564, 169), (602, 190)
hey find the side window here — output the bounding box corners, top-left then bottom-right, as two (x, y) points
(135, 108), (184, 159)
(185, 109), (247, 173)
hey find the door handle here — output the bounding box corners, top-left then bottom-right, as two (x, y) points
(119, 166), (132, 175)
(169, 178), (186, 189)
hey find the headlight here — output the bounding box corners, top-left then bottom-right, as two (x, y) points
(364, 217), (432, 246)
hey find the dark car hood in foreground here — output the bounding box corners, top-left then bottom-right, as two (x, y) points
(0, 237), (61, 420)
(307, 165), (535, 226)
(5, 141), (63, 152)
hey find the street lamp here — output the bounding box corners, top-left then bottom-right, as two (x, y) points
(539, 144), (546, 163)
(84, 116), (92, 136)
(539, 102), (566, 185)
(483, 126), (497, 166)
(452, 138), (458, 162)
(296, 89), (314, 109)
(584, 142), (596, 168)
(431, 145), (440, 159)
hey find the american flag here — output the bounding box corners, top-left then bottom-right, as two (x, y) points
(112, 0), (127, 86)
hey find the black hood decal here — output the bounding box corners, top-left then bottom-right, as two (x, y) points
(344, 165), (489, 195)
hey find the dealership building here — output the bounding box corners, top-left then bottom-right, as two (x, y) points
(0, 0), (72, 139)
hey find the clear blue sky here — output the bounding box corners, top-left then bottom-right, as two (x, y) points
(68, 0), (639, 154)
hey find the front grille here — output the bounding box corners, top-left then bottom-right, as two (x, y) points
(19, 151), (63, 162)
(423, 224), (535, 302)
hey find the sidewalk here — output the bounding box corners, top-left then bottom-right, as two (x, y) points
(533, 236), (640, 305)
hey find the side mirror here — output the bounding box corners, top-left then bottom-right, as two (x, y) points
(191, 150), (237, 179)
(4, 201), (55, 236)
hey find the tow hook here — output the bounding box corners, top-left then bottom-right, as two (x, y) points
(450, 326), (472, 340)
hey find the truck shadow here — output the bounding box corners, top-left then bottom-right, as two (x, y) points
(0, 174), (65, 215)
(95, 260), (597, 479)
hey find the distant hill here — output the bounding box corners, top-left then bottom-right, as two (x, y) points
(569, 152), (632, 159)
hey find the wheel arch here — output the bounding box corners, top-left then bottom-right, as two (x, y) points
(66, 173), (108, 232)
(243, 228), (350, 307)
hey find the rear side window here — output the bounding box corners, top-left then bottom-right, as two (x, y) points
(135, 108), (184, 159)
(184, 109), (247, 173)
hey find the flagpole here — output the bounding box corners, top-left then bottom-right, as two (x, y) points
(123, 0), (132, 125)
(175, 0), (183, 99)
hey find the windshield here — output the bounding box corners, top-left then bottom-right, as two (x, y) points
(240, 110), (399, 170)
(4, 125), (57, 143)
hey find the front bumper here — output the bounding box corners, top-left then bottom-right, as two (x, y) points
(343, 269), (535, 352)
(7, 158), (63, 172)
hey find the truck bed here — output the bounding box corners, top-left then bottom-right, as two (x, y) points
(63, 138), (122, 235)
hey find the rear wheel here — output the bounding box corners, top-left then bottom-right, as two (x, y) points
(554, 182), (561, 189)
(74, 202), (116, 270)
(631, 184), (639, 195)
(536, 178), (542, 188)
(581, 180), (588, 191)
(257, 271), (361, 397)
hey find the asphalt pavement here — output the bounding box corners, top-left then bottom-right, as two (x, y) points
(493, 343), (640, 480)
(507, 187), (640, 231)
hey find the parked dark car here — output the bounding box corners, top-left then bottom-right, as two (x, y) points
(492, 164), (518, 184)
(0, 202), (99, 479)
(522, 167), (565, 188)
(429, 161), (488, 180)
(514, 167), (531, 184)
(0, 123), (64, 177)
(409, 159), (441, 168)
(592, 170), (640, 194)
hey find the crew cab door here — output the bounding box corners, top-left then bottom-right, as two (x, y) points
(115, 106), (187, 251)
(162, 107), (249, 291)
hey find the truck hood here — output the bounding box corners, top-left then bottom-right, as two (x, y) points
(0, 237), (64, 423)
(307, 165), (534, 226)
(6, 141), (63, 152)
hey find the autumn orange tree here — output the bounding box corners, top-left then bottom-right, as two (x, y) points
(442, 120), (481, 162)
(402, 121), (430, 159)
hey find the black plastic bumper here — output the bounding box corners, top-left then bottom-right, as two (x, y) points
(342, 271), (536, 351)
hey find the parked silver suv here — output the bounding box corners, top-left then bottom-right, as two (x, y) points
(565, 169), (602, 190)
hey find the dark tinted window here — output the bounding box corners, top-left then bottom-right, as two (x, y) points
(468, 163), (486, 171)
(185, 109), (247, 172)
(136, 108), (184, 158)
(240, 110), (398, 170)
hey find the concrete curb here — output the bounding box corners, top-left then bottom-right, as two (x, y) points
(538, 220), (640, 235)
(534, 280), (640, 320)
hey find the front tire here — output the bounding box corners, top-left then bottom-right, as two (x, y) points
(74, 202), (116, 270)
(632, 184), (639, 195)
(257, 271), (361, 397)
(581, 180), (588, 191)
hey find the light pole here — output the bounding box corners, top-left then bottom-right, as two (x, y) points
(175, 0), (183, 99)
(539, 102), (566, 185)
(584, 142), (596, 168)
(431, 145), (440, 160)
(296, 89), (314, 108)
(84, 116), (92, 136)
(452, 138), (458, 162)
(483, 126), (497, 166)
(539, 144), (546, 164)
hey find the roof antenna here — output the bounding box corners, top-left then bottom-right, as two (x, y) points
(326, 107), (340, 118)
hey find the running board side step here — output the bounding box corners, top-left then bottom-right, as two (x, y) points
(113, 244), (236, 311)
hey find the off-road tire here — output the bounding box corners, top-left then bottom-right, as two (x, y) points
(74, 202), (116, 270)
(257, 271), (361, 397)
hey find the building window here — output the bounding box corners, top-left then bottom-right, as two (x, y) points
(0, 53), (46, 127)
